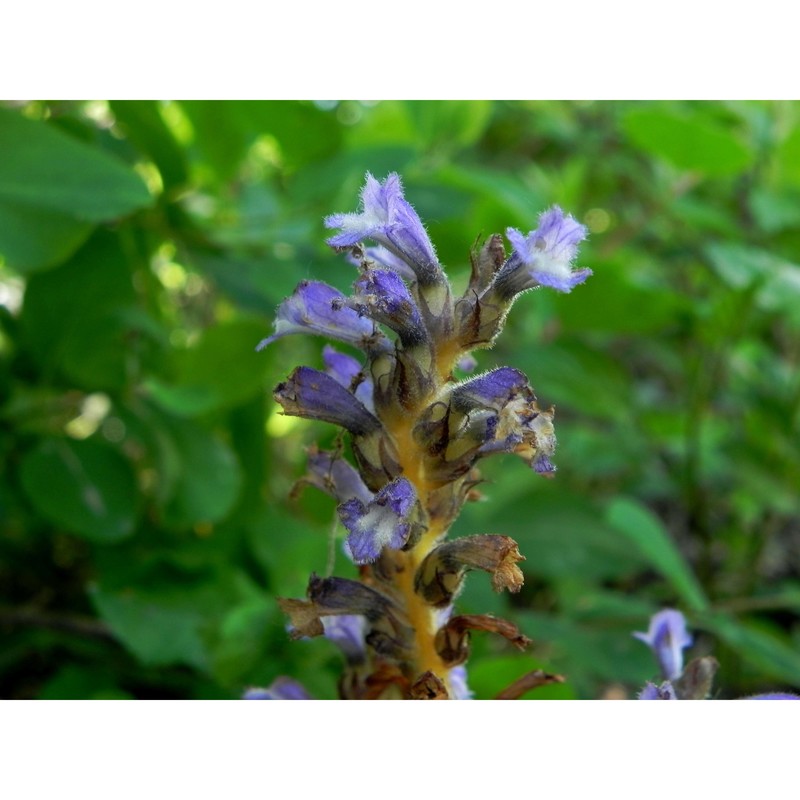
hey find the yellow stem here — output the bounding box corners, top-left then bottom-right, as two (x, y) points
(378, 341), (467, 690)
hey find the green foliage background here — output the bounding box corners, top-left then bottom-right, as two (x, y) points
(2, 100), (799, 699)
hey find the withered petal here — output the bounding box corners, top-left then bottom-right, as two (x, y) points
(414, 534), (525, 607)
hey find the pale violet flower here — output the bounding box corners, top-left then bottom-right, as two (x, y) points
(325, 173), (442, 285)
(634, 609), (693, 681)
(338, 477), (417, 564)
(494, 206), (591, 297)
(638, 681), (677, 700)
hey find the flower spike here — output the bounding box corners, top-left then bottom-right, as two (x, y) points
(262, 172), (596, 699)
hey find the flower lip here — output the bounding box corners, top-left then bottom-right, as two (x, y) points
(338, 476), (417, 565)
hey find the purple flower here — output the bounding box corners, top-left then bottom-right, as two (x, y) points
(449, 367), (557, 475)
(322, 615), (367, 663)
(325, 173), (442, 286)
(338, 476), (417, 564)
(743, 693), (800, 700)
(306, 448), (372, 505)
(638, 681), (677, 700)
(322, 345), (375, 412)
(494, 206), (591, 296)
(451, 367), (531, 411)
(456, 354), (478, 373)
(243, 676), (311, 700)
(449, 664), (473, 700)
(351, 268), (427, 346)
(257, 280), (389, 353)
(274, 366), (382, 436)
(633, 609), (693, 681)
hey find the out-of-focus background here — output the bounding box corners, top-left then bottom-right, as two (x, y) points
(1, 100), (799, 699)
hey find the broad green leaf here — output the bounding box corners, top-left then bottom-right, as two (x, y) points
(39, 665), (132, 700)
(605, 498), (708, 611)
(0, 107), (152, 219)
(19, 437), (138, 542)
(240, 101), (343, 169)
(144, 320), (271, 417)
(774, 126), (800, 186)
(406, 100), (493, 151)
(178, 101), (255, 178)
(0, 202), (92, 272)
(20, 232), (139, 391)
(109, 100), (189, 190)
(347, 101), (418, 147)
(162, 420), (243, 526)
(623, 108), (751, 176)
(90, 586), (208, 670)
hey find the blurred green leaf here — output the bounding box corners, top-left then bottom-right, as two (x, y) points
(0, 107), (152, 219)
(144, 320), (270, 416)
(517, 610), (657, 693)
(20, 437), (138, 542)
(704, 614), (800, 690)
(90, 586), (209, 670)
(774, 125), (800, 187)
(605, 498), (708, 611)
(39, 665), (132, 700)
(407, 100), (493, 152)
(20, 232), (141, 391)
(705, 242), (800, 321)
(623, 107), (751, 176)
(109, 100), (189, 190)
(456, 488), (648, 582)
(162, 420), (243, 526)
(0, 203), (92, 272)
(241, 101), (343, 169)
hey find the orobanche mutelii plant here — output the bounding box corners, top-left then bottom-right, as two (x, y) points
(250, 173), (592, 700)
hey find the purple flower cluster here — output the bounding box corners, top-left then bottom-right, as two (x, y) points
(248, 173), (592, 700)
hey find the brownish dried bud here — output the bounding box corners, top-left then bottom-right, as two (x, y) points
(278, 574), (413, 657)
(277, 597), (325, 639)
(414, 534), (526, 607)
(435, 613), (532, 666)
(495, 669), (566, 700)
(469, 234), (507, 294)
(675, 656), (719, 700)
(409, 670), (449, 700)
